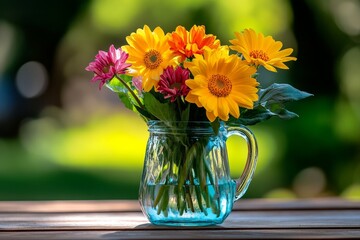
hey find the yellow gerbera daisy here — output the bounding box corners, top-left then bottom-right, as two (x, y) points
(229, 29), (297, 72)
(184, 47), (259, 122)
(123, 25), (177, 92)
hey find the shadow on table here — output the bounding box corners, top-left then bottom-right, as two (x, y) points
(102, 224), (226, 239)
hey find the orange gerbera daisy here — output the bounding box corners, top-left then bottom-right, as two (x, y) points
(168, 25), (220, 62)
(229, 29), (297, 72)
(184, 47), (259, 122)
(123, 25), (177, 92)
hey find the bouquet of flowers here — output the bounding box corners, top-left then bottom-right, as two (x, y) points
(86, 25), (311, 219)
(86, 25), (310, 126)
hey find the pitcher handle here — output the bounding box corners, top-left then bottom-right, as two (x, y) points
(226, 125), (258, 201)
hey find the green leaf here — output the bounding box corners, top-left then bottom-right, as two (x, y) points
(210, 119), (220, 135)
(257, 83), (313, 106)
(268, 102), (299, 119)
(148, 89), (168, 103)
(117, 92), (134, 110)
(106, 76), (127, 93)
(106, 74), (134, 93)
(235, 107), (275, 125)
(181, 104), (191, 122)
(143, 92), (177, 122)
(134, 105), (156, 120)
(104, 77), (133, 111)
(275, 108), (299, 119)
(119, 74), (133, 83)
(105, 77), (137, 111)
(228, 83), (312, 126)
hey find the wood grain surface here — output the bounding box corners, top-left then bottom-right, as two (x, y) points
(0, 198), (359, 239)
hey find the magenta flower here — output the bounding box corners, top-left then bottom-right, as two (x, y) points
(85, 45), (131, 89)
(157, 66), (190, 102)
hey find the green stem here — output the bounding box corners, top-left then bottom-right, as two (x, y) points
(114, 74), (145, 109)
(185, 186), (195, 212)
(176, 97), (183, 119)
(154, 185), (165, 207)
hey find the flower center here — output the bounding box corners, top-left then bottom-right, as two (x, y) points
(170, 82), (182, 89)
(144, 49), (163, 69)
(102, 66), (110, 73)
(208, 74), (232, 97)
(250, 50), (269, 61)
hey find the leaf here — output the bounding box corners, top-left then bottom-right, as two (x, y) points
(181, 104), (191, 122)
(104, 77), (137, 111)
(210, 119), (220, 135)
(106, 74), (135, 92)
(228, 84), (312, 126)
(106, 76), (127, 93)
(257, 83), (313, 106)
(143, 92), (177, 122)
(148, 88), (168, 103)
(274, 108), (299, 119)
(235, 107), (275, 125)
(134, 105), (155, 120)
(119, 74), (133, 83)
(268, 102), (299, 119)
(118, 92), (134, 111)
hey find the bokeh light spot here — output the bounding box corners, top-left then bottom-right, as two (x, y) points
(15, 61), (48, 98)
(264, 188), (296, 199)
(339, 47), (360, 119)
(0, 21), (16, 75)
(90, 0), (141, 33)
(341, 184), (360, 200)
(20, 112), (148, 170)
(293, 167), (327, 198)
(228, 126), (283, 178)
(213, 0), (293, 39)
(330, 0), (360, 36)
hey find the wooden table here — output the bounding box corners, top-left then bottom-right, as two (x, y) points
(0, 198), (359, 239)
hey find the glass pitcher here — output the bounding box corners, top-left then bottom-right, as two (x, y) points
(139, 121), (257, 226)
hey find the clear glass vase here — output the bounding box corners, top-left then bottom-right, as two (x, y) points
(139, 121), (257, 226)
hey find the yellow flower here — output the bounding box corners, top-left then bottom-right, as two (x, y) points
(229, 29), (297, 72)
(123, 25), (177, 92)
(184, 47), (259, 122)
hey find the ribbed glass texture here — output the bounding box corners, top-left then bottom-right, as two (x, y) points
(139, 121), (257, 226)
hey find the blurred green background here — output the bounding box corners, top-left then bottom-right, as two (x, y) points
(0, 0), (359, 200)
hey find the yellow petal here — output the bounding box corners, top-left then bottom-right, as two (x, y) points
(217, 98), (230, 121)
(185, 92), (203, 107)
(263, 63), (277, 72)
(226, 96), (240, 118)
(206, 110), (217, 122)
(203, 95), (218, 112)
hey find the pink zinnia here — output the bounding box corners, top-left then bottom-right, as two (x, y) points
(157, 66), (190, 102)
(85, 45), (131, 89)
